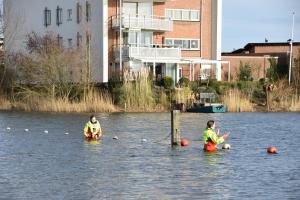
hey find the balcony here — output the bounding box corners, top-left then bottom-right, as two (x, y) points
(124, 0), (166, 2)
(114, 46), (181, 62)
(112, 14), (173, 32)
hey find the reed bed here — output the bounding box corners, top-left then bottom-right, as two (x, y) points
(223, 89), (255, 112)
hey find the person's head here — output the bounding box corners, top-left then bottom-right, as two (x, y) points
(90, 115), (97, 123)
(207, 120), (215, 129)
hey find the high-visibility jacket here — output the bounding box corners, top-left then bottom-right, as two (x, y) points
(83, 121), (102, 139)
(203, 128), (224, 151)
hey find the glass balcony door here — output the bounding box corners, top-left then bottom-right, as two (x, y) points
(123, 31), (153, 47)
(123, 2), (152, 17)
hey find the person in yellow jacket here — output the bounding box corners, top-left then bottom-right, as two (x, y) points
(83, 115), (102, 141)
(203, 120), (229, 151)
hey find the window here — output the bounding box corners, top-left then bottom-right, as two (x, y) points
(182, 40), (190, 49)
(164, 38), (200, 50)
(56, 6), (63, 26)
(86, 32), (91, 47)
(166, 9), (172, 19)
(174, 40), (183, 48)
(86, 1), (91, 22)
(173, 10), (182, 20)
(164, 39), (173, 47)
(165, 9), (200, 21)
(77, 32), (82, 47)
(190, 10), (200, 21)
(68, 38), (72, 48)
(190, 40), (199, 49)
(44, 7), (51, 27)
(57, 34), (63, 46)
(182, 10), (190, 21)
(67, 9), (72, 21)
(178, 68), (183, 79)
(77, 3), (82, 24)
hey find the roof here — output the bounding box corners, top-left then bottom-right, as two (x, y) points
(244, 42), (300, 49)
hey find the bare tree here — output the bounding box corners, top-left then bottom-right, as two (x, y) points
(13, 32), (86, 100)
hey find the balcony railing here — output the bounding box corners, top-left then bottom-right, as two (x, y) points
(112, 14), (173, 32)
(114, 45), (181, 62)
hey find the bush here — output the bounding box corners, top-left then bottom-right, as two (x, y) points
(178, 77), (190, 87)
(239, 62), (252, 81)
(161, 76), (174, 89)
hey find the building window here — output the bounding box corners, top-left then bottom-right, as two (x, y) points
(165, 9), (200, 21)
(164, 38), (200, 50)
(68, 38), (73, 48)
(57, 34), (63, 46)
(190, 10), (200, 21)
(86, 1), (91, 22)
(67, 9), (72, 21)
(77, 3), (82, 24)
(56, 6), (63, 26)
(44, 7), (51, 27)
(77, 32), (82, 47)
(178, 68), (183, 79)
(190, 40), (199, 49)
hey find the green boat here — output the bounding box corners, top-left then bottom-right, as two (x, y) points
(187, 104), (227, 113)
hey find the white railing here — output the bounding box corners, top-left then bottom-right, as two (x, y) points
(112, 14), (173, 32)
(114, 46), (181, 61)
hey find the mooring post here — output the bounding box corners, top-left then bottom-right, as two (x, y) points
(171, 110), (181, 146)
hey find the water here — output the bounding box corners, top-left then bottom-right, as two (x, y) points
(0, 112), (299, 200)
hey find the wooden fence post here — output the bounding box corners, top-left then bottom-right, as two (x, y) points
(171, 110), (181, 146)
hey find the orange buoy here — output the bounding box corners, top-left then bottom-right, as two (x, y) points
(267, 146), (277, 154)
(181, 139), (189, 147)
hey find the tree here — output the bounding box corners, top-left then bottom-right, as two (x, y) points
(293, 49), (300, 96)
(239, 62), (252, 81)
(12, 32), (86, 100)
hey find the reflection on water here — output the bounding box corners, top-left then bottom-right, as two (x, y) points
(0, 111), (299, 199)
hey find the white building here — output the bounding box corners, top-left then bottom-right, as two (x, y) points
(4, 0), (108, 83)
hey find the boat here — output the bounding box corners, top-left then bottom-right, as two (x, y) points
(186, 93), (226, 113)
(187, 103), (226, 113)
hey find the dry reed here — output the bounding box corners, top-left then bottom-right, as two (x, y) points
(223, 89), (254, 112)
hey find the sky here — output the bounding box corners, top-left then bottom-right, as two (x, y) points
(222, 0), (300, 52)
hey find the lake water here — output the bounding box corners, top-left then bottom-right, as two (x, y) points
(0, 111), (299, 200)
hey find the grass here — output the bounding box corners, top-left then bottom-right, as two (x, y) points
(223, 89), (255, 112)
(0, 95), (12, 110)
(120, 70), (166, 112)
(6, 90), (117, 112)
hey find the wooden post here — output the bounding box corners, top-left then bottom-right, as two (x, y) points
(171, 110), (181, 146)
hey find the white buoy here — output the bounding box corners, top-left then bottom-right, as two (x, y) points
(44, 130), (48, 133)
(113, 136), (119, 140)
(141, 139), (147, 142)
(222, 144), (231, 149)
(6, 127), (11, 130)
(65, 132), (69, 135)
(24, 129), (29, 132)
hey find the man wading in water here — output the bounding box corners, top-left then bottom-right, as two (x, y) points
(83, 115), (102, 141)
(203, 120), (229, 151)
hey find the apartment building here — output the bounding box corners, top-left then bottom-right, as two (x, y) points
(4, 0), (223, 83)
(110, 0), (223, 82)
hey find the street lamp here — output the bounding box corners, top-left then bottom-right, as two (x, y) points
(288, 12), (295, 85)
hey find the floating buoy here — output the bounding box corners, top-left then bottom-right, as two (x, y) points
(222, 144), (231, 149)
(44, 130), (48, 134)
(267, 146), (277, 154)
(24, 129), (29, 132)
(141, 139), (147, 142)
(113, 136), (119, 140)
(181, 139), (189, 147)
(6, 127), (11, 130)
(65, 132), (69, 135)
